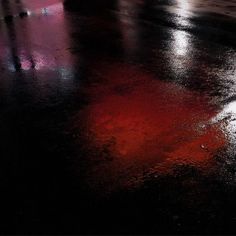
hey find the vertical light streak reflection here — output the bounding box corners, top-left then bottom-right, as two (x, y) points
(172, 0), (191, 57)
(177, 0), (190, 16)
(173, 30), (189, 56)
(118, 0), (140, 57)
(169, 0), (193, 80)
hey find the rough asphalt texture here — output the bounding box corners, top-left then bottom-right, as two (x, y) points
(0, 0), (236, 234)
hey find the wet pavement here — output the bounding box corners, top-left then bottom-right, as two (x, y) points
(0, 0), (236, 234)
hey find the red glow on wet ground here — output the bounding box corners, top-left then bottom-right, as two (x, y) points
(72, 63), (227, 192)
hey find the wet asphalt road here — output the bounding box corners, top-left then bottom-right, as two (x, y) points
(0, 0), (236, 234)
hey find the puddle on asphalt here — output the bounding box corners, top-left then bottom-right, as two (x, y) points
(0, 0), (235, 196)
(70, 62), (231, 194)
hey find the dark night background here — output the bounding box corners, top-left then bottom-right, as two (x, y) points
(0, 0), (236, 234)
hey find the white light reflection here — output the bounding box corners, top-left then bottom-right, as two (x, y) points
(173, 30), (189, 56)
(177, 0), (190, 16)
(168, 0), (193, 80)
(171, 0), (192, 57)
(213, 101), (236, 144)
(26, 10), (32, 16)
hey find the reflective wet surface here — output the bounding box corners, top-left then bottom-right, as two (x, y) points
(0, 0), (236, 234)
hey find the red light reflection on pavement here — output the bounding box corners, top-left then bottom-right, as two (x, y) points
(72, 63), (226, 193)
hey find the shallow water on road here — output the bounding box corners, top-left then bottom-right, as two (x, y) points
(0, 0), (236, 234)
